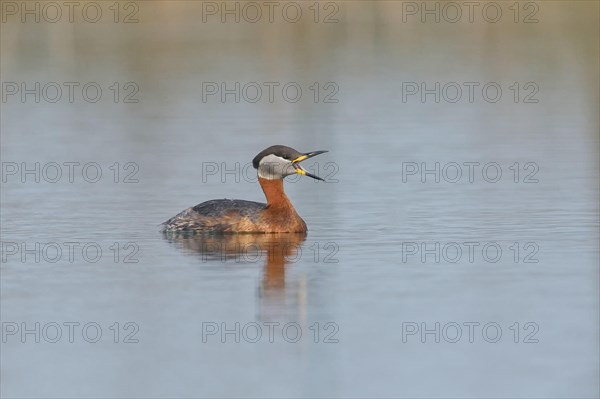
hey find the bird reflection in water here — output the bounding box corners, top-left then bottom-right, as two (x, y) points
(163, 232), (308, 319)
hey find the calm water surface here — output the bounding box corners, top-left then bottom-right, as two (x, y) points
(1, 1), (598, 398)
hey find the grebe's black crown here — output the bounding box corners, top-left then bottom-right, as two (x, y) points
(252, 145), (303, 169)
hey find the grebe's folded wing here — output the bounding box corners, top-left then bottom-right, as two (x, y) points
(191, 199), (265, 216)
(161, 199), (266, 233)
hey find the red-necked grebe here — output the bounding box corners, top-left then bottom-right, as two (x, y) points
(162, 145), (327, 234)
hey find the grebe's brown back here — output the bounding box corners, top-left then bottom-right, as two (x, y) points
(161, 145), (327, 234)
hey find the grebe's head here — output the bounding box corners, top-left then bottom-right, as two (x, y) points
(252, 145), (327, 181)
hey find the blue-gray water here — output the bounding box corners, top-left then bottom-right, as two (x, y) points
(1, 1), (598, 398)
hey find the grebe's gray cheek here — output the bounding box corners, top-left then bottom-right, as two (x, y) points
(257, 154), (292, 180)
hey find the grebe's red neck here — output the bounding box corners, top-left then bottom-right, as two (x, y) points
(258, 177), (293, 208)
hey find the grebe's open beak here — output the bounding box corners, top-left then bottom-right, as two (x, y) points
(292, 150), (328, 181)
